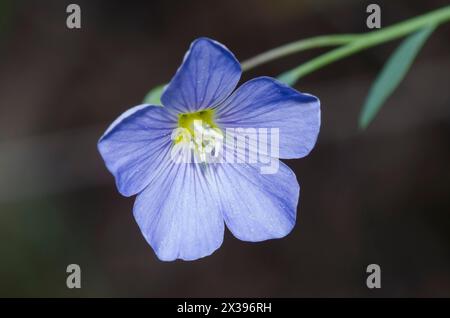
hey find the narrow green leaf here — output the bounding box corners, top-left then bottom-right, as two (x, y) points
(142, 84), (165, 105)
(358, 25), (436, 129)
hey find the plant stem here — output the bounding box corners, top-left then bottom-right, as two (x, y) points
(241, 34), (359, 71)
(280, 5), (450, 82)
(241, 5), (450, 82)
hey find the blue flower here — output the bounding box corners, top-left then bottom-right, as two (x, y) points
(98, 38), (320, 261)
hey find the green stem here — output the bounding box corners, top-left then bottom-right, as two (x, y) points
(240, 5), (450, 83)
(281, 5), (450, 82)
(241, 34), (360, 71)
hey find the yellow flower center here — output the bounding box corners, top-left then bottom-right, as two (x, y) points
(174, 109), (223, 162)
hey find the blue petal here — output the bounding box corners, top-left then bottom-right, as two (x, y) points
(215, 77), (320, 159)
(133, 160), (224, 261)
(161, 37), (241, 114)
(98, 104), (177, 197)
(215, 161), (299, 241)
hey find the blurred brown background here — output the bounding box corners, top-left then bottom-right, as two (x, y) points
(0, 0), (449, 297)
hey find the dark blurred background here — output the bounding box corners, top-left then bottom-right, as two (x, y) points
(0, 0), (449, 297)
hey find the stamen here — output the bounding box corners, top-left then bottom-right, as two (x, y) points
(174, 109), (223, 163)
